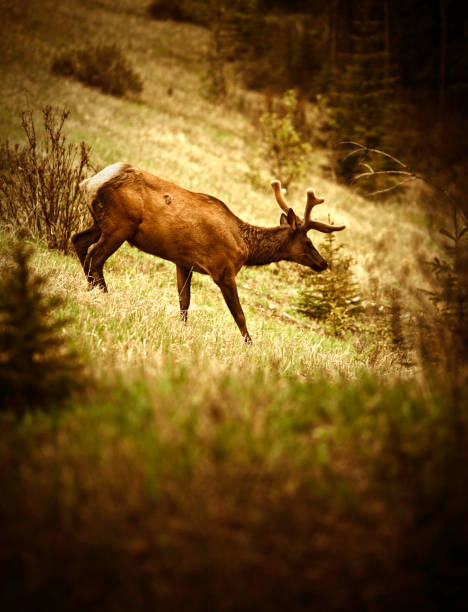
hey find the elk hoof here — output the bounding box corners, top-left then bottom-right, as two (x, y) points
(87, 278), (107, 292)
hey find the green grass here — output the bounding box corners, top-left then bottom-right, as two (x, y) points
(1, 1), (466, 610)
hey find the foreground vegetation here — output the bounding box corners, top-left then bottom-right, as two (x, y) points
(2, 365), (467, 611)
(1, 0), (467, 609)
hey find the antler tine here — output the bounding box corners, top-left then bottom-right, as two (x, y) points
(307, 219), (346, 233)
(271, 180), (290, 214)
(304, 188), (346, 233)
(304, 188), (324, 226)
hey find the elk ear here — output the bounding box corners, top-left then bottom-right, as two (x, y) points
(280, 213), (289, 226)
(287, 208), (298, 231)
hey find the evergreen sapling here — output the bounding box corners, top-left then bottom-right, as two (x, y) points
(296, 228), (361, 336)
(0, 240), (81, 414)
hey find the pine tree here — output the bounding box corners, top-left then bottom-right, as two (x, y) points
(424, 212), (468, 378)
(328, 1), (399, 182)
(200, 0), (260, 100)
(296, 231), (361, 336)
(0, 240), (81, 414)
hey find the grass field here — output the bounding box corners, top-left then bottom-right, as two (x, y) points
(1, 1), (467, 610)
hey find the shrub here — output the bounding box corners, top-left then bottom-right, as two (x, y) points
(259, 89), (310, 189)
(0, 239), (82, 415)
(0, 106), (91, 252)
(52, 44), (143, 97)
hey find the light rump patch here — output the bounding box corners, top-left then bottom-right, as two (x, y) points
(79, 162), (127, 203)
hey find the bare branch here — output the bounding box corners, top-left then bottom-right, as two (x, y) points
(353, 169), (413, 182)
(366, 176), (417, 196)
(359, 162), (375, 174)
(340, 141), (410, 169)
(340, 141), (467, 227)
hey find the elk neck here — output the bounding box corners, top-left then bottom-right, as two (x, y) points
(239, 222), (291, 266)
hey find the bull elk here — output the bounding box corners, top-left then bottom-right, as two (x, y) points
(72, 163), (345, 343)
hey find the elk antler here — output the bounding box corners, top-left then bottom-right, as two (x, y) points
(271, 180), (290, 214)
(304, 188), (346, 233)
(272, 181), (345, 233)
(304, 189), (324, 226)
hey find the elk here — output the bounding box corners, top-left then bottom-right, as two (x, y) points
(72, 163), (345, 343)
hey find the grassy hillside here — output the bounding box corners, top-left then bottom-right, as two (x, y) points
(1, 1), (467, 610)
(0, 0), (430, 375)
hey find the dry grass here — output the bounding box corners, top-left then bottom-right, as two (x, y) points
(30, 240), (387, 382)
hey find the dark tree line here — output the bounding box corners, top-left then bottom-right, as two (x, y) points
(231, 0), (467, 114)
(150, 0), (468, 190)
(151, 1), (467, 113)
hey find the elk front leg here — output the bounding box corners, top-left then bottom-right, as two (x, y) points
(176, 265), (193, 322)
(215, 276), (252, 344)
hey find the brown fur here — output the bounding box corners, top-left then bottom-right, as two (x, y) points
(72, 165), (345, 343)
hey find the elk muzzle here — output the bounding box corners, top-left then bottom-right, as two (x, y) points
(311, 257), (328, 272)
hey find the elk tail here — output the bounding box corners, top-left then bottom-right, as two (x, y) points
(79, 162), (132, 222)
(79, 162), (132, 204)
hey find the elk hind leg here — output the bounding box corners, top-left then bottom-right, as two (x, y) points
(72, 223), (101, 269)
(84, 233), (126, 292)
(177, 265), (193, 322)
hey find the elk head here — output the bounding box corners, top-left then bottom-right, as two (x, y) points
(271, 180), (345, 272)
